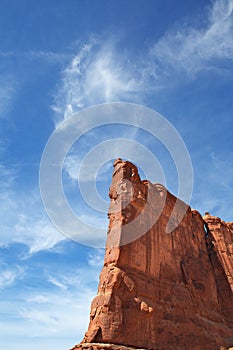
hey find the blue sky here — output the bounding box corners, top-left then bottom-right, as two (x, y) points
(0, 0), (233, 349)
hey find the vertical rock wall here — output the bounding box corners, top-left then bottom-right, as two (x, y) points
(72, 159), (233, 350)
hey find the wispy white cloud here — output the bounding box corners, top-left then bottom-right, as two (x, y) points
(51, 39), (144, 123)
(51, 1), (233, 124)
(0, 264), (101, 344)
(27, 50), (71, 64)
(87, 249), (104, 268)
(27, 295), (50, 304)
(48, 276), (67, 290)
(150, 0), (233, 78)
(0, 244), (104, 348)
(2, 288), (93, 348)
(17, 287), (94, 339)
(0, 265), (24, 289)
(0, 77), (64, 255)
(63, 128), (152, 185)
(48, 266), (100, 292)
(64, 149), (114, 183)
(14, 214), (66, 256)
(0, 49), (70, 64)
(0, 179), (65, 255)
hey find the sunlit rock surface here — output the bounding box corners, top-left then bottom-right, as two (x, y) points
(71, 159), (233, 350)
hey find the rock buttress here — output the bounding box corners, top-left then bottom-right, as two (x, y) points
(72, 159), (233, 350)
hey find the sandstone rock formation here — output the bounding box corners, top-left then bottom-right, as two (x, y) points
(71, 159), (233, 350)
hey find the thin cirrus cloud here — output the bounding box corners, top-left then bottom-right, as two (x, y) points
(1, 0), (230, 256)
(0, 183), (65, 255)
(14, 214), (66, 256)
(51, 40), (143, 123)
(17, 268), (101, 339)
(48, 276), (68, 291)
(0, 265), (24, 289)
(0, 151), (65, 255)
(48, 262), (101, 292)
(87, 250), (104, 268)
(51, 0), (233, 124)
(17, 287), (94, 338)
(150, 0), (233, 78)
(0, 281), (95, 346)
(0, 258), (102, 347)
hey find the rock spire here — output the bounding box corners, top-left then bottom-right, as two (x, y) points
(71, 159), (233, 350)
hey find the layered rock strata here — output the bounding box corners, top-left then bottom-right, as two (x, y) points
(72, 159), (233, 350)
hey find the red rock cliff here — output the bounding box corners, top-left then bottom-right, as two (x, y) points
(72, 159), (233, 350)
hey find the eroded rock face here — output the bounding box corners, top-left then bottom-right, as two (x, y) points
(203, 212), (233, 293)
(72, 159), (233, 350)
